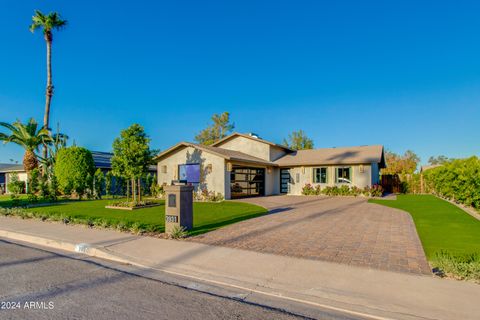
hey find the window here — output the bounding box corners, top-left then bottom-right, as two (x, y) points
(313, 167), (328, 183)
(178, 164), (200, 183)
(336, 167), (352, 184)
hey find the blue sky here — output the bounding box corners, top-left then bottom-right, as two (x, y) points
(1, 0), (479, 165)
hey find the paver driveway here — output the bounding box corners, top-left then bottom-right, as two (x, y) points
(192, 196), (431, 275)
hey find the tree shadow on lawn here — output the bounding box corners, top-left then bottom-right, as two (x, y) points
(189, 211), (268, 236)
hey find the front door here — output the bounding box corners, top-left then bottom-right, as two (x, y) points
(280, 168), (291, 194)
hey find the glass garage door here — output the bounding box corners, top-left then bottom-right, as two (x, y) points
(230, 167), (265, 198)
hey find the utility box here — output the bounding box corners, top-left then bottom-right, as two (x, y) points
(164, 185), (194, 234)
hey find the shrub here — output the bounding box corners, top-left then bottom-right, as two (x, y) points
(168, 225), (188, 239)
(194, 188), (224, 201)
(370, 184), (384, 197)
(322, 186), (339, 196)
(55, 146), (95, 198)
(8, 172), (25, 195)
(338, 185), (351, 196)
(432, 251), (480, 281)
(424, 157), (480, 209)
(301, 183), (320, 195)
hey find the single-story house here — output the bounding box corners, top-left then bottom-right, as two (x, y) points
(155, 132), (386, 199)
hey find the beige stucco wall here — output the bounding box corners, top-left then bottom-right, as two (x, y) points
(216, 136), (279, 161)
(269, 145), (289, 161)
(284, 164), (374, 195)
(157, 147), (226, 197)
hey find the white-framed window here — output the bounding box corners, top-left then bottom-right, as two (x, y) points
(336, 167), (352, 184)
(313, 167), (328, 184)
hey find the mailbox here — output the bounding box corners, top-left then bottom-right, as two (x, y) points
(164, 185), (194, 234)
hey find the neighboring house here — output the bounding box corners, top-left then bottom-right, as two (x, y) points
(155, 132), (386, 199)
(0, 164), (26, 194)
(0, 151), (156, 194)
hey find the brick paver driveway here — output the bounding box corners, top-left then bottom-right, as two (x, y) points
(192, 196), (431, 275)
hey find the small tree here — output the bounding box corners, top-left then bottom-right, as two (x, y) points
(382, 150), (420, 175)
(283, 130), (314, 150)
(93, 169), (105, 199)
(111, 124), (155, 203)
(194, 112), (234, 145)
(105, 171), (113, 197)
(55, 146), (95, 198)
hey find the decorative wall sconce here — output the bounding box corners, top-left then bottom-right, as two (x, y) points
(359, 165), (364, 173)
(206, 164), (213, 174)
(267, 167), (272, 174)
(227, 162), (232, 172)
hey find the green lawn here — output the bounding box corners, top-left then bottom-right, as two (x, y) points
(369, 195), (480, 258)
(16, 199), (268, 235)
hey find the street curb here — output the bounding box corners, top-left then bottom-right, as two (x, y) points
(0, 229), (144, 268)
(0, 229), (411, 320)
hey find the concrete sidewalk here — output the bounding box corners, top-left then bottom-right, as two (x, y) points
(0, 216), (479, 320)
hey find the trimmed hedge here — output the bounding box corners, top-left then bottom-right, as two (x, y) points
(55, 146), (95, 197)
(424, 156), (480, 209)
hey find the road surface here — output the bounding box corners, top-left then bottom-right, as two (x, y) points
(0, 238), (355, 320)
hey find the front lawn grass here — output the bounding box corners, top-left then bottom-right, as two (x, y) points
(369, 195), (480, 258)
(370, 195), (480, 281)
(17, 199), (267, 235)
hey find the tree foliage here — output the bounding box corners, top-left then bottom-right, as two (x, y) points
(194, 112), (234, 145)
(111, 124), (155, 202)
(54, 146), (95, 197)
(282, 130), (314, 150)
(428, 155), (451, 165)
(382, 150), (420, 175)
(0, 118), (52, 172)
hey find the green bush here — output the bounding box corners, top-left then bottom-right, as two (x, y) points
(424, 157), (480, 208)
(55, 146), (95, 198)
(8, 172), (25, 195)
(432, 251), (480, 281)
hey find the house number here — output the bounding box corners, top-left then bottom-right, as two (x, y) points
(166, 215), (178, 223)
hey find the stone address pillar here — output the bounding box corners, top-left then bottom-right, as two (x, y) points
(164, 185), (194, 234)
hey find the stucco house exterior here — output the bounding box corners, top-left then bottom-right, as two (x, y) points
(155, 133), (386, 199)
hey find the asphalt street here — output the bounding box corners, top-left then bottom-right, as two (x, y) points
(0, 238), (356, 320)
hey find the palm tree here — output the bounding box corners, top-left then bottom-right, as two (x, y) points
(0, 119), (53, 173)
(29, 10), (67, 159)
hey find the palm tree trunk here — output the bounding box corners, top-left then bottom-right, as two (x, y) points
(43, 35), (53, 163)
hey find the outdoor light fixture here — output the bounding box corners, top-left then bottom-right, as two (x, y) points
(227, 162), (233, 172)
(359, 165), (364, 173)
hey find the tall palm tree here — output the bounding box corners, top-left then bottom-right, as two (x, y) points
(29, 10), (67, 159)
(0, 119), (52, 173)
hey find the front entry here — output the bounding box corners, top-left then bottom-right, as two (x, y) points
(230, 166), (265, 199)
(280, 168), (291, 194)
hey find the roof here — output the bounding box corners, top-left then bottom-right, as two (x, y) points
(0, 164), (25, 173)
(154, 142), (277, 166)
(273, 145), (386, 167)
(211, 132), (294, 152)
(91, 151), (156, 171)
(91, 151), (113, 169)
(420, 164), (442, 173)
